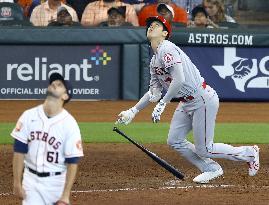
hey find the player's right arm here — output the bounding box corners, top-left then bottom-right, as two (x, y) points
(11, 111), (29, 199)
(116, 63), (163, 125)
(13, 151), (26, 199)
(115, 94), (146, 125)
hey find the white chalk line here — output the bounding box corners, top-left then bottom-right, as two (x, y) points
(2, 184), (269, 196)
(0, 185), (230, 196)
(72, 184), (234, 194)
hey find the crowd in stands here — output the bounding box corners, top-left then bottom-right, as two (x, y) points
(0, 0), (238, 28)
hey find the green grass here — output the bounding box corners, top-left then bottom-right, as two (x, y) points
(1, 122), (268, 144)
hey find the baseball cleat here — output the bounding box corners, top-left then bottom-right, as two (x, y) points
(248, 145), (260, 176)
(193, 168), (223, 184)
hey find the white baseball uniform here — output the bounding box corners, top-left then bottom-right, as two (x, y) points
(135, 40), (256, 173)
(11, 104), (83, 205)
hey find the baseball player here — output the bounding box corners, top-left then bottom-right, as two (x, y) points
(12, 73), (83, 205)
(116, 16), (260, 183)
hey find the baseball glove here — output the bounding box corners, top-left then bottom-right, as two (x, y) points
(53, 200), (69, 205)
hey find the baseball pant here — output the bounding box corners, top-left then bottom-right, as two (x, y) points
(167, 86), (255, 173)
(22, 168), (66, 205)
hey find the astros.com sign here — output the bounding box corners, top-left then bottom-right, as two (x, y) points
(6, 57), (97, 81)
(212, 47), (269, 92)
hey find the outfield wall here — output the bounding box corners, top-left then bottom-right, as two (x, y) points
(0, 27), (268, 101)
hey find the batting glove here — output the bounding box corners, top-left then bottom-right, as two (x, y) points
(152, 100), (166, 123)
(116, 107), (139, 125)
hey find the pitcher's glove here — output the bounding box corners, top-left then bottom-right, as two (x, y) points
(152, 100), (166, 123)
(54, 200), (69, 205)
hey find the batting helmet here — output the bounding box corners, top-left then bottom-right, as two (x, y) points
(146, 16), (172, 39)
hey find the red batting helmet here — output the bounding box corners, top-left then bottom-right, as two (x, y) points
(146, 16), (172, 39)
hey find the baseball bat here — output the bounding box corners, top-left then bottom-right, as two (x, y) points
(113, 127), (184, 180)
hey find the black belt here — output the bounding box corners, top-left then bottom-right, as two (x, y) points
(27, 167), (62, 177)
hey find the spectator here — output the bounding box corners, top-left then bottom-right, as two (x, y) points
(138, 0), (187, 26)
(202, 0), (235, 24)
(157, 3), (185, 27)
(173, 0), (202, 14)
(17, 0), (66, 18)
(0, 1), (32, 26)
(188, 5), (218, 28)
(81, 0), (138, 27)
(48, 6), (80, 26)
(0, 2), (23, 20)
(66, 0), (94, 21)
(122, 0), (157, 13)
(157, 3), (173, 23)
(99, 6), (133, 27)
(30, 0), (78, 26)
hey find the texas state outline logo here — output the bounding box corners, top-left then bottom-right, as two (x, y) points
(90, 45), (112, 66)
(212, 47), (269, 92)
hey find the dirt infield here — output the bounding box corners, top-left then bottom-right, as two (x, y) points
(0, 101), (269, 205)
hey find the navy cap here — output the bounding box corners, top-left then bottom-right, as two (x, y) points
(57, 6), (69, 15)
(107, 6), (126, 17)
(49, 73), (73, 103)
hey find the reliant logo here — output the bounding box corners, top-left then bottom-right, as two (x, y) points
(7, 57), (97, 81)
(90, 46), (111, 66)
(7, 46), (112, 81)
(212, 47), (269, 92)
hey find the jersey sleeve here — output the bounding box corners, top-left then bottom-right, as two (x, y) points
(64, 119), (84, 158)
(10, 111), (29, 144)
(160, 46), (182, 71)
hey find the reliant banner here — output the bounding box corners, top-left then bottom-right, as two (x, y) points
(0, 45), (120, 100)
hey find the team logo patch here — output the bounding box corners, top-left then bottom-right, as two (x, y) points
(163, 53), (173, 64)
(15, 121), (22, 132)
(76, 140), (83, 151)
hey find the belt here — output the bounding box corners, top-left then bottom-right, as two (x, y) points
(27, 167), (62, 177)
(178, 95), (194, 102)
(178, 82), (207, 103)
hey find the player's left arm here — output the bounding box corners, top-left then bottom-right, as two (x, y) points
(151, 65), (185, 123)
(161, 47), (185, 103)
(162, 64), (185, 103)
(152, 48), (185, 123)
(60, 119), (83, 204)
(58, 162), (78, 204)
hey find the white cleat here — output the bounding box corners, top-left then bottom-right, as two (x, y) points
(248, 145), (260, 176)
(193, 168), (223, 184)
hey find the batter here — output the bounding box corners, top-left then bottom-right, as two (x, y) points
(116, 16), (260, 183)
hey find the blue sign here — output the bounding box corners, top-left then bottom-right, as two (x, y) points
(0, 45), (120, 100)
(181, 46), (269, 101)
